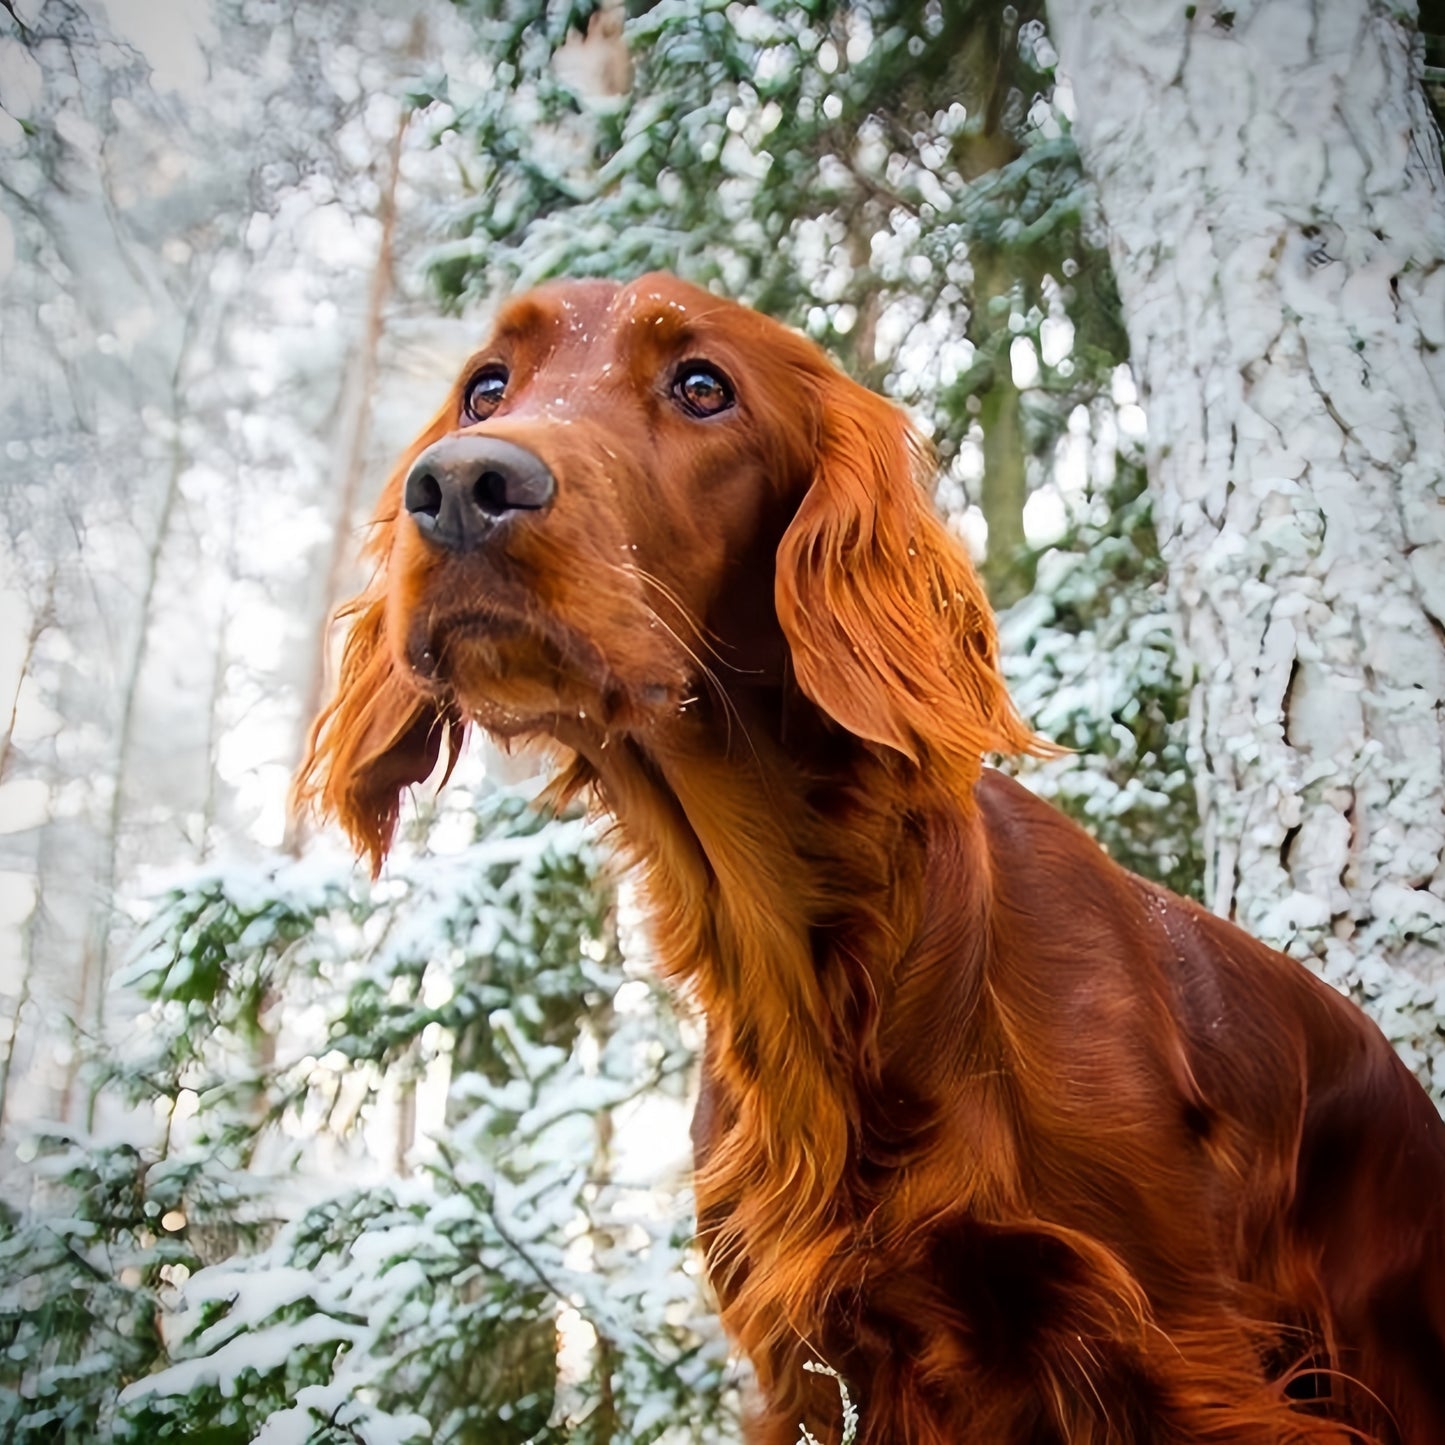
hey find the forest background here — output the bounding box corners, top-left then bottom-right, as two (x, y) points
(1, 0), (1443, 1441)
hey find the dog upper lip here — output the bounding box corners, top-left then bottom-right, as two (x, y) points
(403, 600), (670, 728)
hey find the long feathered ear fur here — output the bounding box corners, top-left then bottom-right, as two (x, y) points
(775, 376), (1046, 792)
(293, 409), (465, 875)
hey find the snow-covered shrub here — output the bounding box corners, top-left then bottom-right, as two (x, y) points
(7, 787), (734, 1443)
(0, 1136), (206, 1443)
(1002, 463), (1203, 899)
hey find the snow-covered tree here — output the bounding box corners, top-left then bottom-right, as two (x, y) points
(3, 786), (732, 1442)
(0, 0), (468, 1138)
(1047, 0), (1445, 1087)
(1001, 445), (1203, 899)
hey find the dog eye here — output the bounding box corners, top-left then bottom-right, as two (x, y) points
(463, 366), (508, 422)
(673, 363), (735, 418)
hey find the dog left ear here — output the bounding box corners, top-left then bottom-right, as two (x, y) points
(293, 588), (464, 876)
(292, 406), (465, 875)
(775, 376), (1045, 790)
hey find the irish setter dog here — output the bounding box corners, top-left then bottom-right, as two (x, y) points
(298, 274), (1445, 1443)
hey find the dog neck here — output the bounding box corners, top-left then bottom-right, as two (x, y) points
(554, 684), (985, 1356)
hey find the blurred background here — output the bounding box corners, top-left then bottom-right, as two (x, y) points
(1, 0), (1441, 1440)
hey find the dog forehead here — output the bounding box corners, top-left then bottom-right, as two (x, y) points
(480, 273), (809, 368)
(618, 271), (724, 318)
(617, 272), (783, 344)
(485, 278), (619, 345)
(477, 275), (710, 368)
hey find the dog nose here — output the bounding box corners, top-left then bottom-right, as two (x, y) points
(403, 436), (556, 552)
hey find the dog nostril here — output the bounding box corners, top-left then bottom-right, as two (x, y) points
(474, 470), (510, 515)
(407, 471), (443, 520)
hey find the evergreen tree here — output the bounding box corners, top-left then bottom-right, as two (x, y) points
(422, 0), (1196, 880)
(425, 1), (1127, 552)
(4, 788), (732, 1442)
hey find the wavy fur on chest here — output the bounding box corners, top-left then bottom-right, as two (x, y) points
(595, 740), (1382, 1445)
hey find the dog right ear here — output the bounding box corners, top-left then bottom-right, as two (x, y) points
(292, 408), (464, 875)
(774, 372), (1044, 794)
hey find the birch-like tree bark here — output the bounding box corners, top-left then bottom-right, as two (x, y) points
(1046, 0), (1445, 1087)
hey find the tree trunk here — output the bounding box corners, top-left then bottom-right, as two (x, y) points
(1047, 0), (1445, 1089)
(977, 363), (1029, 606)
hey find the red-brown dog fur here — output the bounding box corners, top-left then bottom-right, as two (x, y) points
(296, 274), (1445, 1443)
